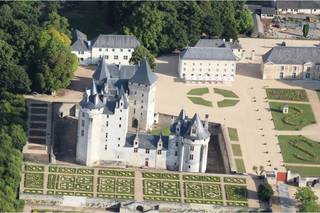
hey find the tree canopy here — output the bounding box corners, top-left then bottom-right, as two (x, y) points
(257, 183), (274, 202)
(130, 45), (156, 70)
(295, 187), (320, 212)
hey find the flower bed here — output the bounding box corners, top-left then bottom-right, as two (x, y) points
(225, 185), (247, 201)
(143, 180), (180, 198)
(98, 169), (134, 177)
(223, 177), (246, 184)
(183, 175), (220, 182)
(97, 177), (134, 196)
(227, 201), (248, 207)
(143, 172), (179, 180)
(24, 173), (44, 189)
(25, 165), (44, 172)
(77, 168), (94, 175)
(184, 182), (222, 201)
(266, 88), (308, 101)
(49, 166), (76, 174)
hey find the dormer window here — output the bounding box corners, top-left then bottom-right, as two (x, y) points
(135, 141), (138, 145)
(191, 128), (196, 134)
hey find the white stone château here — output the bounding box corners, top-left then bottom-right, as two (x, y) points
(76, 58), (211, 172)
(71, 29), (140, 65)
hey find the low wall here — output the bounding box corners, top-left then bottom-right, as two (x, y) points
(219, 125), (237, 174)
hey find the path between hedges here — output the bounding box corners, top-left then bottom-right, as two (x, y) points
(285, 163), (320, 167)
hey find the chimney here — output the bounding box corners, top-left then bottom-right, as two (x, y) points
(223, 38), (226, 43)
(204, 114), (209, 130)
(87, 40), (91, 48)
(230, 38), (233, 43)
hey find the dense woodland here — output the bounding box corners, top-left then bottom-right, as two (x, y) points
(0, 1), (253, 211)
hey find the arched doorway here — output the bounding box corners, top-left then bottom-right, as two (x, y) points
(132, 118), (138, 128)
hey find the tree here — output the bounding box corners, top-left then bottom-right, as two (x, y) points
(130, 45), (156, 69)
(295, 187), (320, 212)
(252, 165), (265, 177)
(258, 183), (274, 201)
(303, 24), (310, 38)
(0, 40), (31, 94)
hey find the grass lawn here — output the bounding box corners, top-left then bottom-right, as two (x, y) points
(266, 88), (308, 102)
(317, 90), (320, 100)
(150, 127), (171, 136)
(231, 144), (242, 156)
(286, 166), (320, 177)
(188, 97), (212, 107)
(214, 88), (239, 98)
(228, 127), (239, 141)
(218, 99), (239, 108)
(187, 87), (209, 96)
(278, 135), (320, 164)
(269, 102), (316, 130)
(235, 159), (246, 173)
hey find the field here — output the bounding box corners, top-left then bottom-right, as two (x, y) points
(278, 135), (320, 164)
(269, 102), (316, 130)
(188, 97), (212, 107)
(231, 144), (242, 156)
(214, 88), (239, 98)
(266, 88), (308, 102)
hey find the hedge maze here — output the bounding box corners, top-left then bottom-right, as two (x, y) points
(184, 182), (223, 204)
(97, 177), (134, 199)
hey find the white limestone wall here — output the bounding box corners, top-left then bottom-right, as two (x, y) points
(76, 107), (105, 166)
(179, 138), (210, 173)
(179, 59), (236, 82)
(72, 51), (91, 65)
(277, 9), (320, 14)
(91, 47), (134, 65)
(128, 83), (156, 130)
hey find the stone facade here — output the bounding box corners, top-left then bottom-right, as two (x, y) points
(76, 59), (211, 172)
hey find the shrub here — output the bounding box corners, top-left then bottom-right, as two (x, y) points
(258, 183), (273, 202)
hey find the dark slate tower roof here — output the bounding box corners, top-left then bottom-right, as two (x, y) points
(93, 57), (111, 82)
(129, 58), (158, 85)
(184, 113), (210, 140)
(72, 29), (88, 42)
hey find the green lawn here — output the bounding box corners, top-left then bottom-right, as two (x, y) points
(218, 99), (239, 108)
(231, 144), (242, 156)
(269, 102), (316, 130)
(235, 159), (246, 173)
(214, 88), (239, 98)
(317, 90), (320, 100)
(188, 97), (212, 107)
(278, 135), (320, 164)
(266, 88), (308, 102)
(228, 127), (239, 141)
(150, 127), (171, 136)
(187, 87), (209, 96)
(286, 166), (320, 177)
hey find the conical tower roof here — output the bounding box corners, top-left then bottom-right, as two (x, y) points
(129, 58), (158, 85)
(93, 57), (110, 82)
(184, 113), (210, 140)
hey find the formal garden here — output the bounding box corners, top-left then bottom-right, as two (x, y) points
(188, 96), (212, 107)
(187, 87), (212, 107)
(217, 99), (240, 108)
(266, 88), (308, 102)
(269, 102), (316, 130)
(278, 135), (320, 164)
(22, 165), (249, 207)
(214, 88), (239, 98)
(187, 87), (209, 96)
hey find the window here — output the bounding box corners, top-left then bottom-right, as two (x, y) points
(293, 66), (297, 71)
(190, 146), (194, 151)
(123, 55), (128, 60)
(82, 112), (85, 117)
(184, 68), (186, 71)
(120, 49), (123, 52)
(119, 124), (121, 128)
(105, 133), (108, 138)
(105, 48), (108, 52)
(188, 165), (191, 169)
(118, 137), (120, 141)
(142, 94), (144, 97)
(81, 120), (85, 127)
(119, 117), (122, 121)
(118, 144), (120, 147)
(189, 154), (193, 160)
(191, 128), (196, 134)
(157, 150), (162, 155)
(280, 72), (284, 79)
(112, 49), (115, 52)
(128, 49), (131, 52)
(281, 66), (285, 71)
(81, 130), (84, 136)
(292, 72), (297, 78)
(105, 145), (107, 150)
(175, 151), (178, 156)
(146, 149), (150, 154)
(176, 142), (178, 147)
(134, 100), (136, 105)
(114, 55), (118, 59)
(106, 121), (108, 127)
(99, 48), (102, 51)
(134, 148), (138, 153)
(306, 73), (311, 79)
(105, 55), (109, 59)
(141, 105), (143, 109)
(133, 108), (136, 114)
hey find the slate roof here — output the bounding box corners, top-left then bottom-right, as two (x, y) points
(92, 35), (140, 48)
(261, 6), (276, 15)
(125, 133), (169, 150)
(129, 58), (158, 85)
(71, 40), (89, 52)
(276, 0), (320, 9)
(93, 58), (111, 82)
(195, 39), (242, 49)
(263, 46), (320, 64)
(180, 47), (236, 61)
(72, 29), (87, 42)
(171, 110), (210, 141)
